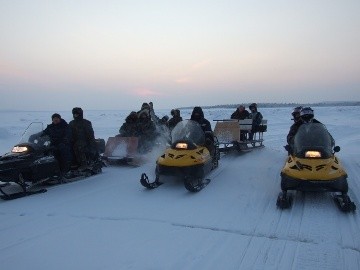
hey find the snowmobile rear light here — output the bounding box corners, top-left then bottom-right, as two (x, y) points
(175, 143), (188, 149)
(11, 146), (29, 153)
(305, 151), (321, 158)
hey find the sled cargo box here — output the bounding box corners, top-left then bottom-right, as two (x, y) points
(104, 137), (138, 157)
(214, 120), (240, 143)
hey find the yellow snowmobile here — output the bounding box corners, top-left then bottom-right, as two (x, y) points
(277, 122), (356, 212)
(140, 120), (220, 192)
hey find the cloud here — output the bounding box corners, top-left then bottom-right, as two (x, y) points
(191, 59), (212, 70)
(175, 77), (191, 84)
(133, 87), (163, 97)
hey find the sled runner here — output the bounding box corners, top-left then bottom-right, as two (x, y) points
(213, 119), (267, 152)
(140, 120), (220, 192)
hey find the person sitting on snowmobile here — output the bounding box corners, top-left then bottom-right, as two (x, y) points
(168, 109), (183, 131)
(137, 109), (157, 153)
(286, 106), (303, 146)
(190, 106), (215, 155)
(41, 113), (72, 174)
(69, 107), (98, 170)
(118, 111), (139, 137)
(231, 105), (250, 141)
(286, 107), (333, 154)
(248, 103), (263, 141)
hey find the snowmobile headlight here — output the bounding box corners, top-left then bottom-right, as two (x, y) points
(11, 146), (29, 153)
(175, 143), (188, 149)
(305, 151), (321, 158)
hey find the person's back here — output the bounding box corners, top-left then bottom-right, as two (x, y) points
(137, 110), (157, 153)
(119, 111), (139, 137)
(231, 105), (250, 120)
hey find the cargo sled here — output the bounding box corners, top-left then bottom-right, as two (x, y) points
(276, 123), (356, 212)
(102, 136), (142, 166)
(213, 119), (267, 153)
(0, 122), (104, 200)
(140, 120), (220, 192)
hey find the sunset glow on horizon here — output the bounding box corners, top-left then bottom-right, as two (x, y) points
(1, 0), (359, 110)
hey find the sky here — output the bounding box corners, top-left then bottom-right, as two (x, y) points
(1, 0), (359, 111)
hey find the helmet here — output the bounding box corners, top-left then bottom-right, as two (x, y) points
(72, 107), (83, 119)
(291, 106), (302, 121)
(300, 107), (314, 122)
(249, 103), (257, 110)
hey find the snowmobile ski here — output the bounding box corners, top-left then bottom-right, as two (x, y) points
(0, 182), (47, 201)
(140, 173), (163, 189)
(184, 177), (211, 192)
(333, 194), (356, 212)
(276, 191), (293, 209)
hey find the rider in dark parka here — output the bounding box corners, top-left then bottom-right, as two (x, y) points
(69, 107), (98, 169)
(42, 113), (72, 173)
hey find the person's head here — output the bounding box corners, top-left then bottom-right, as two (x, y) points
(51, 113), (61, 125)
(171, 109), (180, 117)
(126, 111), (138, 123)
(191, 106), (204, 121)
(249, 103), (257, 112)
(141, 102), (150, 110)
(237, 105), (245, 112)
(160, 115), (169, 124)
(291, 106), (303, 122)
(72, 107), (83, 120)
(300, 107), (314, 123)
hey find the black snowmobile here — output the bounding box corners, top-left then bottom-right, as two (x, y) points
(276, 122), (356, 212)
(0, 122), (104, 200)
(140, 120), (220, 192)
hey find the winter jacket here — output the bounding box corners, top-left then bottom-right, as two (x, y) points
(42, 119), (71, 146)
(119, 113), (139, 137)
(249, 111), (263, 127)
(190, 107), (213, 133)
(231, 109), (250, 120)
(168, 116), (183, 130)
(69, 118), (96, 146)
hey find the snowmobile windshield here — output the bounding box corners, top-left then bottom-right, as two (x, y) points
(171, 120), (205, 146)
(19, 122), (48, 145)
(293, 123), (334, 158)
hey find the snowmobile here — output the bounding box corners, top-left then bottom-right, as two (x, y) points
(140, 120), (220, 192)
(276, 122), (356, 212)
(0, 122), (104, 200)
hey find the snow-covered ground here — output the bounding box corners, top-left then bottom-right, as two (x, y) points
(0, 106), (359, 270)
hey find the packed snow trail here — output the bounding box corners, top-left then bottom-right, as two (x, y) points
(0, 107), (359, 269)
